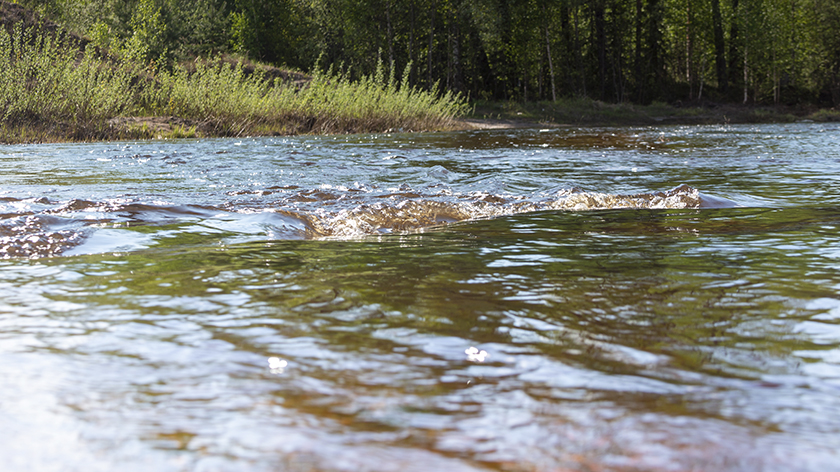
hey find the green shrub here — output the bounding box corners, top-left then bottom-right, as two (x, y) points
(141, 58), (468, 136)
(809, 109), (840, 122)
(0, 24), (467, 142)
(0, 25), (136, 128)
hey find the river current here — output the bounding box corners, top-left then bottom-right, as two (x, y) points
(1, 124), (839, 471)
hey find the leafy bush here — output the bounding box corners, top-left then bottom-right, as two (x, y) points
(0, 24), (467, 142)
(0, 25), (135, 127)
(142, 58), (468, 136)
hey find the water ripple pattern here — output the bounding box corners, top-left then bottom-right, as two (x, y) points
(1, 123), (840, 471)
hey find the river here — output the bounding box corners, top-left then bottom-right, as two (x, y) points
(1, 123), (839, 471)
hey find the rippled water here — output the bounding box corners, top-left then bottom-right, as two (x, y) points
(2, 124), (840, 471)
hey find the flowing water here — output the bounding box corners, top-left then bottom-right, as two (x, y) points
(1, 123), (839, 471)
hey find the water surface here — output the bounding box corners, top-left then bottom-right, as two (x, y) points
(2, 124), (839, 471)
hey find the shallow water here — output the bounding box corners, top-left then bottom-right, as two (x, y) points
(2, 124), (840, 471)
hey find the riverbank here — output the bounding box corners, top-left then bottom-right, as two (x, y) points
(0, 1), (468, 144)
(8, 98), (838, 144)
(3, 6), (839, 144)
(4, 1), (840, 143)
(460, 99), (840, 129)
(0, 43), (469, 144)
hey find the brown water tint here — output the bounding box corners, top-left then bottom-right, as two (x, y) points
(2, 124), (840, 471)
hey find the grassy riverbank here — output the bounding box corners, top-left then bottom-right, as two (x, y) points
(2, 2), (839, 144)
(0, 18), (468, 144)
(464, 99), (840, 129)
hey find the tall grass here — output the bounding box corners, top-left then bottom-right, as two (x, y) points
(0, 26), (136, 138)
(0, 25), (468, 142)
(142, 59), (468, 136)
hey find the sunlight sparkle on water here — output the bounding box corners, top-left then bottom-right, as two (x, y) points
(465, 347), (489, 362)
(268, 357), (288, 373)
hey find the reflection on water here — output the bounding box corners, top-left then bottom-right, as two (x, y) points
(1, 124), (840, 471)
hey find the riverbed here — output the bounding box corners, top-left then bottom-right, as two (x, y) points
(2, 124), (839, 471)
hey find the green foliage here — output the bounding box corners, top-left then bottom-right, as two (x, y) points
(122, 0), (168, 63)
(809, 108), (840, 122)
(0, 25), (135, 128)
(227, 11), (253, 55)
(141, 57), (468, 135)
(87, 20), (115, 50)
(0, 23), (467, 142)
(11, 0), (840, 106)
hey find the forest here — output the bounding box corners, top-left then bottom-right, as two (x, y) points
(15, 0), (840, 107)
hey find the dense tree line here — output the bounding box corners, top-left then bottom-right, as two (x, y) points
(17, 0), (840, 106)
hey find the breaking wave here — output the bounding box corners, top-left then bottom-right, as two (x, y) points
(304, 184), (714, 237)
(0, 184), (732, 258)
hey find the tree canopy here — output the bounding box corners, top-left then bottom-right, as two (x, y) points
(16, 0), (840, 106)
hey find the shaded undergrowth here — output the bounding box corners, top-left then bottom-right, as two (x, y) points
(469, 97), (833, 127)
(0, 25), (468, 143)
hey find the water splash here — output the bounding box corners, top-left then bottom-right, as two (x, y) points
(303, 184), (712, 237)
(0, 184), (726, 258)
